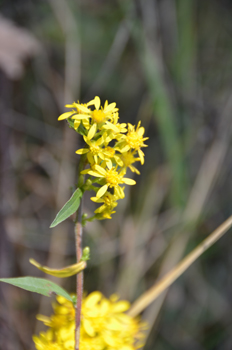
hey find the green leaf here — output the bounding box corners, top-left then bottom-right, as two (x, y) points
(67, 118), (75, 129)
(50, 188), (83, 228)
(0, 277), (73, 302)
(77, 123), (88, 136)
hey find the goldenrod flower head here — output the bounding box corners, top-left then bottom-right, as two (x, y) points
(58, 102), (92, 131)
(83, 164), (135, 199)
(102, 120), (127, 135)
(120, 151), (141, 175)
(76, 126), (107, 165)
(33, 292), (147, 350)
(58, 97), (148, 220)
(127, 122), (147, 148)
(69, 96), (118, 129)
(91, 191), (118, 219)
(116, 122), (148, 164)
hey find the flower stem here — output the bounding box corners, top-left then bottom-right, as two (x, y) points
(75, 153), (86, 350)
(75, 200), (83, 350)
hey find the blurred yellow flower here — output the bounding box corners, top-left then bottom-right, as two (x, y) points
(33, 292), (147, 350)
(91, 191), (118, 219)
(120, 151), (141, 175)
(33, 330), (62, 350)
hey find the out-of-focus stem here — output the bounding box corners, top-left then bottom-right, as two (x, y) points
(75, 200), (83, 350)
(128, 215), (232, 317)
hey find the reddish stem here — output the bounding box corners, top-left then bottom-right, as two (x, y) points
(75, 200), (83, 350)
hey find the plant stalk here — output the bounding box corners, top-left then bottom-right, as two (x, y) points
(75, 200), (83, 350)
(74, 153), (86, 350)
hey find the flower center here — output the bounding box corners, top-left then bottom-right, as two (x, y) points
(121, 152), (135, 167)
(105, 147), (115, 157)
(103, 194), (115, 206)
(127, 132), (142, 149)
(106, 169), (121, 186)
(92, 110), (106, 124)
(104, 195), (111, 206)
(90, 144), (100, 155)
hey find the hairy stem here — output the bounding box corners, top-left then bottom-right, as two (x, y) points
(75, 200), (83, 350)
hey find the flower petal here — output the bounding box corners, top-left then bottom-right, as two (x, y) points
(112, 300), (130, 313)
(138, 126), (145, 136)
(74, 120), (80, 130)
(118, 145), (130, 153)
(72, 114), (91, 120)
(94, 96), (101, 110)
(65, 103), (76, 108)
(90, 196), (103, 203)
(58, 111), (76, 120)
(88, 170), (104, 178)
(123, 178), (136, 185)
(104, 102), (116, 112)
(138, 149), (144, 164)
(86, 98), (96, 107)
(83, 318), (95, 337)
(87, 123), (97, 140)
(75, 148), (89, 154)
(96, 184), (108, 198)
(93, 165), (106, 176)
(85, 291), (102, 308)
(76, 105), (90, 113)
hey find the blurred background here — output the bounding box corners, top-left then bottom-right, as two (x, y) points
(1, 0), (232, 349)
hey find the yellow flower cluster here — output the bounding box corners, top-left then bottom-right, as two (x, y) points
(58, 96), (148, 220)
(33, 292), (147, 350)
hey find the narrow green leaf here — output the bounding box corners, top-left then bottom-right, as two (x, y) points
(77, 123), (88, 136)
(0, 277), (72, 302)
(50, 188), (83, 228)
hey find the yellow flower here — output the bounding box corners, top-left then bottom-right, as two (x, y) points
(33, 292), (147, 350)
(91, 192), (118, 219)
(75, 124), (123, 168)
(72, 96), (118, 129)
(120, 151), (141, 175)
(33, 330), (62, 350)
(58, 100), (95, 131)
(36, 295), (75, 330)
(103, 146), (124, 168)
(116, 122), (148, 164)
(102, 120), (127, 137)
(83, 164), (136, 199)
(57, 97), (148, 220)
(76, 124), (107, 165)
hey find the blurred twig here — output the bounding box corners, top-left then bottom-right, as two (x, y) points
(136, 93), (232, 342)
(128, 214), (232, 317)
